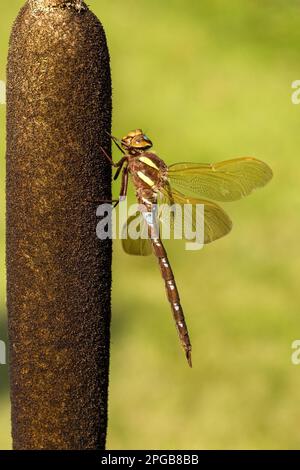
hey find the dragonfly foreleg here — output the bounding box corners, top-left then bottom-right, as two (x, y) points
(100, 146), (127, 169)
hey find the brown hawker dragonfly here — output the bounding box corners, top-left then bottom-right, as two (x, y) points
(101, 129), (273, 367)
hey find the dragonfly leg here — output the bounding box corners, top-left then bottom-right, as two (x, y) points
(86, 197), (120, 204)
(100, 147), (127, 168)
(114, 158), (127, 180)
(105, 130), (126, 155)
(88, 167), (129, 208)
(100, 146), (128, 184)
(113, 167), (129, 208)
(100, 146), (116, 166)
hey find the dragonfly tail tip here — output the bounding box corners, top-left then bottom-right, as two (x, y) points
(186, 350), (192, 368)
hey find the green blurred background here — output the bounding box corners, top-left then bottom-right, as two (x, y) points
(1, 0), (300, 450)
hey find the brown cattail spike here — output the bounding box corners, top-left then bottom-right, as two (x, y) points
(6, 0), (112, 450)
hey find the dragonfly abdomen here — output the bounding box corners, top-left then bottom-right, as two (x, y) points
(150, 234), (192, 367)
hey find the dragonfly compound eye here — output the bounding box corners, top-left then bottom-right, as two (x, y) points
(133, 135), (153, 149)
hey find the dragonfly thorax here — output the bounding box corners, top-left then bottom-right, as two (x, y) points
(128, 152), (168, 195)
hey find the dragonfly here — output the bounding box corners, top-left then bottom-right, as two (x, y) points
(101, 129), (273, 367)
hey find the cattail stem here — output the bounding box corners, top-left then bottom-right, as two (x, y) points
(6, 0), (112, 450)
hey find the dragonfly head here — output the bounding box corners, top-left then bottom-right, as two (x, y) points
(121, 129), (153, 153)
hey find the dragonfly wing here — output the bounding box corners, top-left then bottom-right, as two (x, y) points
(159, 189), (232, 244)
(167, 157), (273, 202)
(121, 213), (152, 256)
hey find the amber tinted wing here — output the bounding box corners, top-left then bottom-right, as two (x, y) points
(121, 213), (152, 256)
(159, 188), (232, 244)
(167, 157), (273, 202)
